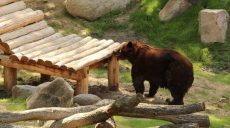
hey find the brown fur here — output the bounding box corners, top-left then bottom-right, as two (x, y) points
(118, 41), (194, 105)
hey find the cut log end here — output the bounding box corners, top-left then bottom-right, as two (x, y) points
(20, 56), (29, 62)
(9, 55), (19, 61)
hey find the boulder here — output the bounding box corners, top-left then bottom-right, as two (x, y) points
(159, 0), (194, 22)
(26, 78), (74, 109)
(199, 9), (229, 43)
(12, 85), (37, 99)
(65, 0), (131, 20)
(74, 94), (101, 106)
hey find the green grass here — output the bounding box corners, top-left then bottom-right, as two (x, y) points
(130, 0), (230, 72)
(194, 63), (230, 85)
(115, 116), (171, 128)
(0, 98), (26, 111)
(210, 115), (230, 128)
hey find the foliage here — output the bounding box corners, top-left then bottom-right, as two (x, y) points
(130, 0), (230, 72)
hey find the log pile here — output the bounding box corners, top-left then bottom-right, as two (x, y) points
(0, 95), (210, 128)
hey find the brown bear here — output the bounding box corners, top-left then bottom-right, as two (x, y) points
(118, 41), (194, 105)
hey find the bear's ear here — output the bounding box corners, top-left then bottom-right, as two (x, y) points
(127, 41), (133, 48)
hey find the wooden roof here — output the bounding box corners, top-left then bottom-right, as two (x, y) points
(0, 0), (123, 72)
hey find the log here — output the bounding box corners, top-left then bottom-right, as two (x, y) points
(44, 38), (105, 67)
(7, 27), (55, 49)
(28, 36), (84, 64)
(153, 123), (199, 128)
(151, 114), (209, 127)
(0, 1), (26, 17)
(26, 36), (82, 64)
(0, 20), (48, 42)
(0, 10), (44, 35)
(0, 0), (17, 7)
(65, 42), (121, 71)
(53, 39), (113, 68)
(37, 37), (96, 66)
(0, 56), (86, 80)
(0, 8), (33, 23)
(95, 118), (116, 128)
(13, 34), (77, 62)
(49, 94), (143, 128)
(108, 55), (119, 91)
(0, 101), (205, 124)
(76, 67), (89, 94)
(12, 33), (63, 53)
(3, 66), (17, 95)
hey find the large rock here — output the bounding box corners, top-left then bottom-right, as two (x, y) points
(26, 78), (74, 109)
(12, 85), (37, 99)
(199, 9), (229, 43)
(159, 0), (194, 22)
(74, 94), (101, 106)
(65, 0), (131, 20)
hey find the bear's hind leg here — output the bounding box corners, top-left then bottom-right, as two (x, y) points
(145, 81), (159, 98)
(168, 88), (186, 105)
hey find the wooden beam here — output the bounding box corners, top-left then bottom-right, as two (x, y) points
(0, 1), (26, 17)
(0, 0), (17, 7)
(0, 20), (47, 42)
(3, 66), (17, 95)
(0, 56), (85, 80)
(108, 55), (119, 91)
(76, 67), (89, 94)
(0, 10), (44, 35)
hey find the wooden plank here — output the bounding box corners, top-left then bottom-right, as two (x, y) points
(55, 40), (114, 68)
(28, 36), (83, 64)
(0, 10), (44, 35)
(0, 1), (26, 17)
(12, 33), (63, 53)
(64, 42), (121, 71)
(76, 67), (89, 94)
(6, 27), (55, 49)
(40, 37), (97, 66)
(0, 0), (17, 7)
(24, 36), (81, 63)
(108, 55), (119, 91)
(0, 57), (85, 80)
(35, 37), (93, 63)
(3, 66), (17, 95)
(0, 8), (33, 22)
(0, 20), (48, 42)
(11, 34), (77, 62)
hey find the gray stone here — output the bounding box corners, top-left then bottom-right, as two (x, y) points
(159, 0), (193, 22)
(26, 78), (74, 109)
(65, 0), (131, 20)
(199, 9), (229, 43)
(12, 85), (37, 99)
(74, 94), (101, 106)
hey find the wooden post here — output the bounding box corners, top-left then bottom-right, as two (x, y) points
(40, 74), (51, 83)
(3, 66), (17, 95)
(108, 55), (119, 91)
(76, 67), (89, 94)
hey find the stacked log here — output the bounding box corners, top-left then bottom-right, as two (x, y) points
(0, 95), (210, 128)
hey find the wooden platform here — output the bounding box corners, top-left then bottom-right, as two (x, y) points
(0, 0), (122, 95)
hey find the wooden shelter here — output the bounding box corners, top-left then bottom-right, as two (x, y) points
(0, 0), (123, 95)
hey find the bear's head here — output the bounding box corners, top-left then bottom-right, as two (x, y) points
(117, 41), (139, 60)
